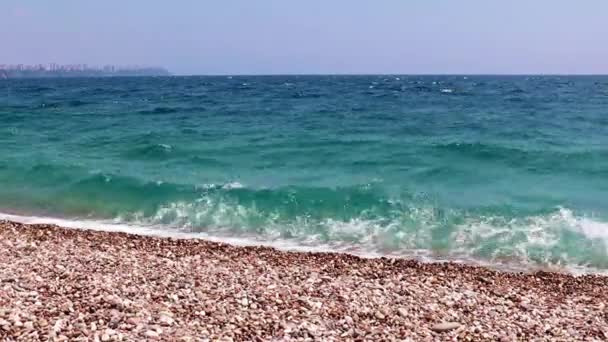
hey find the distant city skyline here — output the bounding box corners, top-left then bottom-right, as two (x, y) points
(0, 63), (169, 78)
(0, 63), (165, 72)
(1, 1), (607, 75)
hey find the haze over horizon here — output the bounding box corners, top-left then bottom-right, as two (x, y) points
(2, 0), (607, 75)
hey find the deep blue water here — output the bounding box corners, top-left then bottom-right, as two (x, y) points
(1, 75), (608, 270)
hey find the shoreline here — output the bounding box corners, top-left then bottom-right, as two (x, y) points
(1, 220), (607, 340)
(0, 211), (598, 277)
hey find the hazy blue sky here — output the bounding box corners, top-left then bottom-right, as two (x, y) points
(2, 1), (607, 75)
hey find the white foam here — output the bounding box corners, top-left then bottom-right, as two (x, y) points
(196, 182), (245, 191)
(0, 210), (450, 265)
(553, 207), (608, 240)
(451, 207), (608, 272)
(222, 181), (244, 190)
(0, 211), (344, 254)
(0, 210), (516, 273)
(3, 206), (608, 275)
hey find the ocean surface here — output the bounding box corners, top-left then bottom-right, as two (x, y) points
(1, 75), (607, 272)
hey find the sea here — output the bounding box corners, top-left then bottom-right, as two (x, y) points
(1, 75), (607, 273)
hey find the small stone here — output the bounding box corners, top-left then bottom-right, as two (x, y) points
(397, 308), (408, 317)
(159, 315), (174, 326)
(240, 297), (249, 307)
(24, 321), (34, 330)
(145, 330), (160, 338)
(463, 290), (477, 298)
(126, 317), (140, 326)
(344, 316), (354, 325)
(159, 311), (174, 317)
(477, 277), (491, 284)
(53, 319), (63, 333)
(375, 311), (385, 320)
(101, 334), (110, 341)
(431, 322), (461, 332)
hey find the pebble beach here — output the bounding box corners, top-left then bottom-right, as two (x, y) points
(1, 220), (608, 341)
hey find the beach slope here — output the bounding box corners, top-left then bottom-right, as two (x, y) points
(1, 220), (607, 340)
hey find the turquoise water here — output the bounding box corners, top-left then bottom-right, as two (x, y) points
(1, 76), (608, 270)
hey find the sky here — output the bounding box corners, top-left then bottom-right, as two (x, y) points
(1, 0), (607, 75)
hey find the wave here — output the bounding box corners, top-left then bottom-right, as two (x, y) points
(66, 100), (91, 107)
(2, 204), (607, 274)
(109, 203), (608, 272)
(136, 106), (207, 115)
(122, 143), (177, 160)
(137, 107), (180, 115)
(426, 143), (608, 176)
(2, 162), (608, 271)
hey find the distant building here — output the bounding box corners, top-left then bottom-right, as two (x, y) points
(0, 63), (169, 78)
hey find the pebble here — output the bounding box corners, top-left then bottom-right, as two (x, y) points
(1, 220), (607, 341)
(159, 315), (174, 326)
(431, 322), (461, 332)
(240, 297), (249, 307)
(145, 330), (160, 338)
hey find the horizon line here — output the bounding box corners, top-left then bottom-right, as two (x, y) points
(173, 72), (608, 77)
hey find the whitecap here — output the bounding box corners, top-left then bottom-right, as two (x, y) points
(3, 205), (608, 274)
(222, 182), (244, 190)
